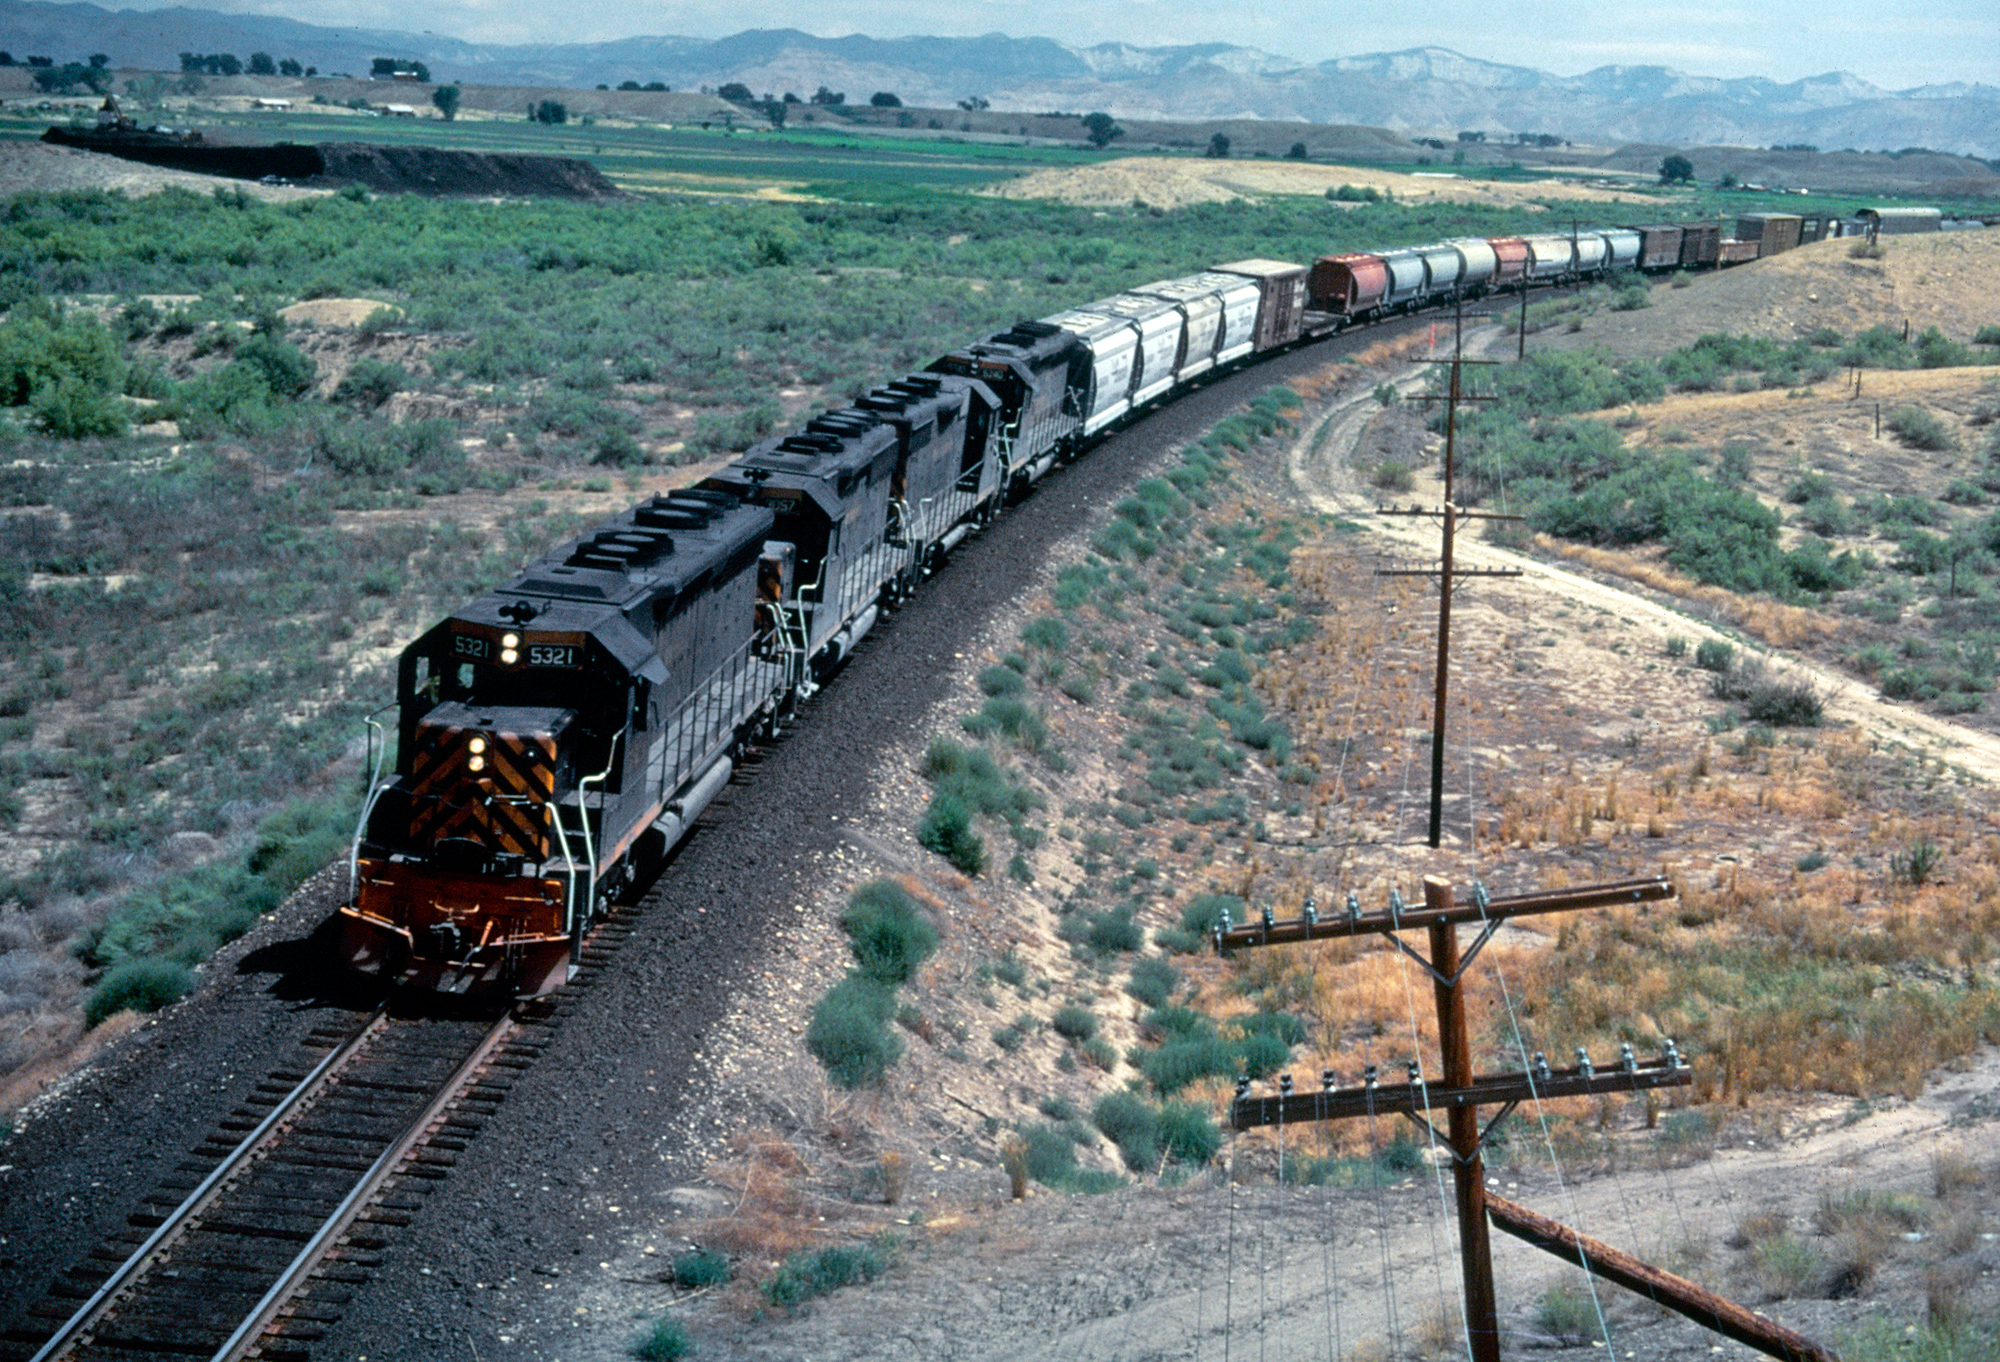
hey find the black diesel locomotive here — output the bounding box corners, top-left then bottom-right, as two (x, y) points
(341, 213), (1826, 994)
(339, 257), (1312, 993)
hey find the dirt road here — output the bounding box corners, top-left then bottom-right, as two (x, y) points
(1287, 322), (2000, 791)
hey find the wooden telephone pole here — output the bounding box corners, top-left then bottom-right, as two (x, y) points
(1377, 346), (1519, 847)
(1216, 875), (1840, 1362)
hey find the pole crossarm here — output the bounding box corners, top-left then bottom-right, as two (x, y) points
(1207, 865), (1837, 1362)
(1228, 1053), (1690, 1132)
(1214, 875), (1673, 954)
(1486, 1193), (1842, 1362)
(1376, 560), (1524, 580)
(1375, 504), (1523, 522)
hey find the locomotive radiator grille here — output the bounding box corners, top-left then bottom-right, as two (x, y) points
(408, 707), (571, 863)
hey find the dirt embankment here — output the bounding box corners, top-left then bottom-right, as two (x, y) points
(1537, 228), (2000, 357)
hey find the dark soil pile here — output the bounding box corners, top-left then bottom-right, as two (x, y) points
(34, 132), (622, 201)
(309, 144), (625, 200)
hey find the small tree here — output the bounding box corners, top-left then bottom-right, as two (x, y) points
(1206, 132), (1230, 158)
(279, 57), (301, 76)
(869, 90), (901, 107)
(529, 98), (567, 125)
(247, 52), (275, 75)
(88, 52), (108, 68)
(34, 63), (109, 95)
(811, 85), (844, 105)
(123, 73), (171, 108)
(1659, 153), (1695, 184)
(958, 95), (989, 110)
(1287, 140), (1308, 159)
(717, 81), (752, 103)
(1081, 111), (1123, 148)
(432, 84), (460, 120)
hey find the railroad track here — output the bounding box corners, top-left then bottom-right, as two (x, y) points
(2, 904), (643, 1362)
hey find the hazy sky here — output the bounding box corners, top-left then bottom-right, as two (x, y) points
(128, 0), (1999, 89)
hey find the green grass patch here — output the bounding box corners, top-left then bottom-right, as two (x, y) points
(629, 1315), (693, 1360)
(806, 880), (941, 1088)
(761, 1238), (894, 1308)
(82, 958), (195, 1028)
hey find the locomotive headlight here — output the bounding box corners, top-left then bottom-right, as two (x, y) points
(468, 736), (488, 754)
(502, 632), (521, 649)
(500, 649), (519, 665)
(469, 754), (486, 772)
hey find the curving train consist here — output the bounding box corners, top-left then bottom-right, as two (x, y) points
(336, 210), (1821, 995)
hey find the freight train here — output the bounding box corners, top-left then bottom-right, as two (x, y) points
(336, 208), (1902, 995)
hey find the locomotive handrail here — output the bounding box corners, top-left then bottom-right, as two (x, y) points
(569, 727), (623, 940)
(347, 700), (399, 904)
(547, 800), (580, 940)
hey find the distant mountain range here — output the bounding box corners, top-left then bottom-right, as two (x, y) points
(4, 1), (1996, 161)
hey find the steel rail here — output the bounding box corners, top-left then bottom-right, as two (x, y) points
(28, 1006), (391, 1362)
(208, 1011), (521, 1362)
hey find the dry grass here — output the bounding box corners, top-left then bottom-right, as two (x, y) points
(699, 1132), (816, 1261)
(1533, 539), (1841, 651)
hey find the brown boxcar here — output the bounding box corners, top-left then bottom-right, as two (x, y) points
(1308, 253), (1389, 319)
(1631, 224), (1684, 271)
(1212, 258), (1308, 350)
(1677, 222), (1721, 267)
(1717, 238), (1761, 265)
(1735, 213), (1802, 255)
(1487, 237), (1529, 289)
